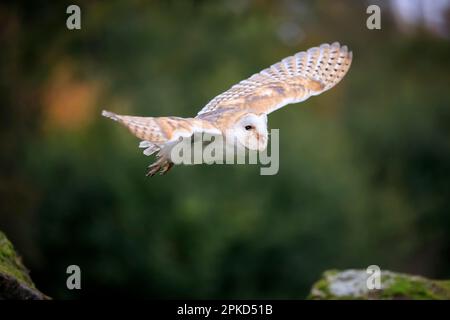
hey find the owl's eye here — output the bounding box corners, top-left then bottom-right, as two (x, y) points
(245, 125), (253, 131)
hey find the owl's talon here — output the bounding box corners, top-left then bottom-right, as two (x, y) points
(146, 158), (173, 177)
(146, 164), (160, 177)
(159, 162), (174, 175)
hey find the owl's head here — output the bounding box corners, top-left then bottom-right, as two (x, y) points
(231, 113), (268, 151)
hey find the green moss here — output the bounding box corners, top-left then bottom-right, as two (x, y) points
(308, 269), (450, 300)
(436, 280), (450, 293)
(308, 270), (346, 300)
(381, 275), (450, 300)
(324, 269), (339, 277)
(0, 231), (36, 289)
(308, 278), (331, 299)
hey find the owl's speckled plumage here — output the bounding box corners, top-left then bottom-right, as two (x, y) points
(102, 42), (353, 176)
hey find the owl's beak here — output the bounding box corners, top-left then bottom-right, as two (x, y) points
(256, 133), (268, 151)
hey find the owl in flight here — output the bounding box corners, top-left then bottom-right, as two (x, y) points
(103, 42), (352, 176)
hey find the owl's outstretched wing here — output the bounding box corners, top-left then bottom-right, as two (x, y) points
(196, 42), (352, 118)
(102, 110), (221, 156)
(102, 110), (222, 176)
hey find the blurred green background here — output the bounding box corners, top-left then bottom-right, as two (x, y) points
(0, 0), (449, 299)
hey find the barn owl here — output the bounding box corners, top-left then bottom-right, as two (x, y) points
(102, 42), (352, 176)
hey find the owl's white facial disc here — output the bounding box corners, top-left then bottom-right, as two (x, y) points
(231, 113), (268, 151)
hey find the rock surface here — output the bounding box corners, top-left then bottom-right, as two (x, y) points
(4, 228), (450, 300)
(0, 231), (48, 299)
(309, 269), (450, 300)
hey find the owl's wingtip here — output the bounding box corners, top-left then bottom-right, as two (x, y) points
(102, 110), (119, 121)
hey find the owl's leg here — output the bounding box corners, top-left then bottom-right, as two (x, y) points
(146, 158), (174, 177)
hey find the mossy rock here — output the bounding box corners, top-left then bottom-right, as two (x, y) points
(0, 231), (48, 299)
(308, 269), (450, 300)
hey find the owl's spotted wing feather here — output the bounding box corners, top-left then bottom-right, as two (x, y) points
(196, 42), (352, 117)
(102, 111), (220, 145)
